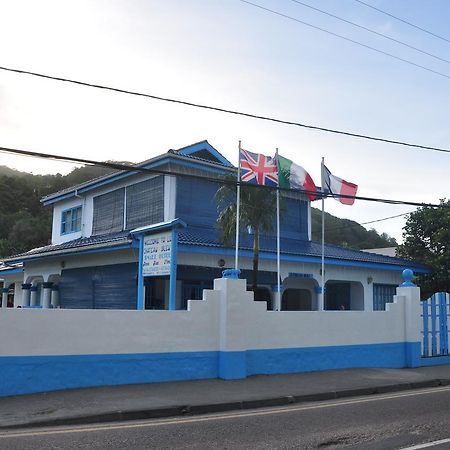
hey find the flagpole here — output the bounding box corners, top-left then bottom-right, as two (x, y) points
(320, 157), (325, 311)
(275, 148), (281, 311)
(235, 140), (241, 270)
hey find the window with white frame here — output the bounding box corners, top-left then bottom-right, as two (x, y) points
(61, 206), (82, 235)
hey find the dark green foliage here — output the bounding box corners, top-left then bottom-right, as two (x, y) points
(311, 208), (397, 249)
(0, 163), (132, 258)
(397, 200), (450, 299)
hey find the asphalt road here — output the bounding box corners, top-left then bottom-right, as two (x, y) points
(2, 386), (450, 449)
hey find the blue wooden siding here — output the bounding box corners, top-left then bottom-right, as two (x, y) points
(280, 197), (309, 240)
(59, 263), (137, 309)
(175, 178), (309, 238)
(176, 177), (219, 228)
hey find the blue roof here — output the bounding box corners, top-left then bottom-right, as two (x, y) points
(177, 226), (430, 272)
(41, 141), (234, 205)
(4, 231), (132, 262)
(3, 226), (429, 273)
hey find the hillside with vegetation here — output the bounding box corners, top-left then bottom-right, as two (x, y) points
(311, 208), (397, 250)
(0, 165), (396, 258)
(0, 164), (122, 258)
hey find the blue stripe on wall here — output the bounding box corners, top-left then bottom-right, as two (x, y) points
(420, 355), (450, 366)
(0, 341), (421, 396)
(0, 352), (219, 397)
(246, 342), (416, 376)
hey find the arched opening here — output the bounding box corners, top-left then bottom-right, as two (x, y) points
(281, 276), (319, 311)
(26, 276), (44, 307)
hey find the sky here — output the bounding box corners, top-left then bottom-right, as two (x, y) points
(0, 0), (449, 243)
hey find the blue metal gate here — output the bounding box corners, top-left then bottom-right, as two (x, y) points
(422, 292), (450, 357)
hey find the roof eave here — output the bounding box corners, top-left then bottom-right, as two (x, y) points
(3, 239), (133, 264)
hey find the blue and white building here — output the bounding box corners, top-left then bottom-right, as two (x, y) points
(0, 140), (429, 312)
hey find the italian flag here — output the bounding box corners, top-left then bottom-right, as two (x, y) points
(277, 155), (317, 201)
(321, 164), (358, 205)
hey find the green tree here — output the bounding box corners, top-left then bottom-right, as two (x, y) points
(215, 179), (278, 292)
(397, 199), (450, 298)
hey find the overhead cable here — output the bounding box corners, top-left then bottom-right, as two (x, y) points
(0, 144), (445, 209)
(239, 0), (450, 80)
(354, 0), (450, 44)
(1, 66), (450, 154)
(321, 211), (413, 233)
(289, 0), (450, 64)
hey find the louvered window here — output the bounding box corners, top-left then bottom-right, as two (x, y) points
(125, 177), (164, 229)
(92, 188), (125, 235)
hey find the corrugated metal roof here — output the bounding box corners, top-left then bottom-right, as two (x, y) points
(178, 227), (428, 270)
(4, 231), (131, 262)
(41, 141), (232, 204)
(3, 227), (428, 272)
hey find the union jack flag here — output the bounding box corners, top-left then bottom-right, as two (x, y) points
(240, 149), (278, 186)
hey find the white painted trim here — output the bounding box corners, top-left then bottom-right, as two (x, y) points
(164, 175), (176, 221)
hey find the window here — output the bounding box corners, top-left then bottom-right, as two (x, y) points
(373, 284), (397, 311)
(126, 177), (164, 230)
(181, 281), (212, 309)
(61, 206), (82, 235)
(92, 188), (125, 235)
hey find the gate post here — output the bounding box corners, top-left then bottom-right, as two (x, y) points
(397, 269), (422, 367)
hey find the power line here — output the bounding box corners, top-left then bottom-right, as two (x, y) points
(0, 144), (445, 209)
(360, 211), (412, 226)
(289, 0), (450, 64)
(239, 0), (450, 80)
(1, 65), (450, 155)
(314, 211), (413, 234)
(354, 0), (450, 44)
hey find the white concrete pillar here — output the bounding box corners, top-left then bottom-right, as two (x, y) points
(1, 287), (8, 308)
(42, 282), (53, 309)
(51, 286), (60, 308)
(21, 283), (31, 307)
(30, 285), (39, 307)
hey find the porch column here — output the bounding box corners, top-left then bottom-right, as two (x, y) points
(30, 285), (39, 307)
(315, 286), (324, 311)
(1, 287), (8, 308)
(51, 285), (60, 308)
(42, 282), (53, 308)
(21, 283), (32, 307)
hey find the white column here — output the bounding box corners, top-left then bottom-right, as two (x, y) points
(42, 282), (53, 308)
(30, 285), (38, 307)
(1, 287), (8, 308)
(21, 283), (31, 307)
(51, 286), (60, 308)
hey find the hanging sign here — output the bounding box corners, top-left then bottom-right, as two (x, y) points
(143, 232), (172, 277)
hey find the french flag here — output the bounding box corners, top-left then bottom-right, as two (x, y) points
(321, 164), (358, 205)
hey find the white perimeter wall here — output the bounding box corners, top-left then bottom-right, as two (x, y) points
(0, 278), (421, 358)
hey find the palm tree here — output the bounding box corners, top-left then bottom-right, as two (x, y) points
(215, 177), (278, 293)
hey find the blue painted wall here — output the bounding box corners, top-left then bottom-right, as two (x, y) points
(0, 352), (219, 397)
(59, 263), (138, 309)
(176, 177), (219, 229)
(0, 341), (420, 396)
(175, 177), (309, 239)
